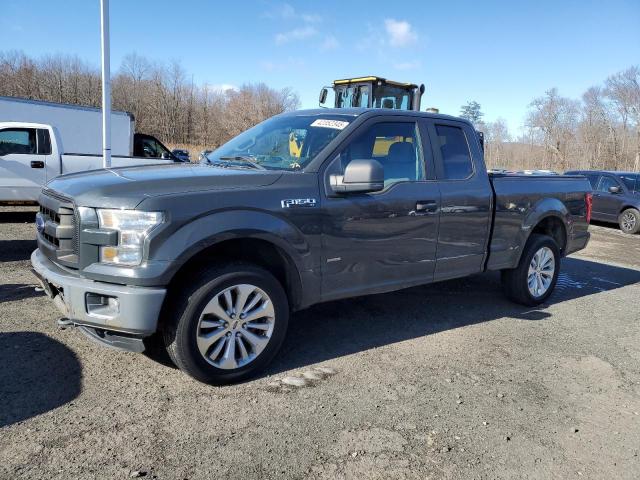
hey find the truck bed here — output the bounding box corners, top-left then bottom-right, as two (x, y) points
(486, 173), (591, 271)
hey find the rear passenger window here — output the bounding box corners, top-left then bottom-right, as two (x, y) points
(585, 174), (599, 189)
(434, 125), (473, 180)
(37, 129), (52, 155)
(597, 176), (620, 193)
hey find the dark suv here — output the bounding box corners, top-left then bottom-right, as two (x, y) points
(566, 170), (640, 234)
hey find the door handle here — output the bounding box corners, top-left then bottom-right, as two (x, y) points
(416, 201), (438, 213)
(30, 160), (45, 169)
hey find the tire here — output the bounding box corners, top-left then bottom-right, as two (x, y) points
(142, 332), (177, 369)
(618, 208), (640, 234)
(162, 263), (289, 385)
(501, 234), (560, 306)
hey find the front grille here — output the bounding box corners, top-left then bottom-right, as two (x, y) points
(38, 191), (79, 267)
(39, 206), (61, 224)
(42, 231), (60, 246)
(73, 208), (80, 254)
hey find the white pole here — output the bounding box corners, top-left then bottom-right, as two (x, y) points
(100, 0), (111, 168)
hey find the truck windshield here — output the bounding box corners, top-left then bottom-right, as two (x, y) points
(205, 115), (353, 170)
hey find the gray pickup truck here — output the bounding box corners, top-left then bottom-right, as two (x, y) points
(31, 109), (592, 384)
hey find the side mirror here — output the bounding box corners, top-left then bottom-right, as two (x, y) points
(161, 152), (171, 160)
(330, 159), (384, 194)
(609, 185), (622, 194)
(319, 88), (328, 106)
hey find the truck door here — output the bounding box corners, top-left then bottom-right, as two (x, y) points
(424, 119), (493, 281)
(0, 127), (48, 202)
(320, 118), (440, 300)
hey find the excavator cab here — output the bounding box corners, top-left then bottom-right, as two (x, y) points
(319, 76), (425, 111)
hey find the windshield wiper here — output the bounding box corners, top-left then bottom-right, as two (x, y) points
(217, 155), (265, 170)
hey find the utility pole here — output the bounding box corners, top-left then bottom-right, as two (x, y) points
(100, 0), (111, 168)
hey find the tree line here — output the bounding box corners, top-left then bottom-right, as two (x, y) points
(462, 66), (639, 172)
(0, 50), (299, 154)
(2, 49), (638, 172)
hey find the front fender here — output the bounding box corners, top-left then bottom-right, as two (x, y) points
(150, 209), (312, 284)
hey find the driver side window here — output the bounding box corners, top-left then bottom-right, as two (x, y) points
(140, 137), (172, 159)
(0, 128), (37, 156)
(339, 122), (424, 188)
(597, 176), (619, 193)
(141, 138), (160, 158)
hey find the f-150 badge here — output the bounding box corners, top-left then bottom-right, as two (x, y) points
(281, 198), (317, 208)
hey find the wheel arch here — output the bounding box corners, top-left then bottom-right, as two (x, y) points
(619, 204), (640, 214)
(529, 215), (567, 254)
(152, 209), (315, 322)
(516, 197), (570, 265)
(166, 236), (304, 311)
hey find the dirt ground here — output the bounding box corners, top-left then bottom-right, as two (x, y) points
(1, 207), (639, 480)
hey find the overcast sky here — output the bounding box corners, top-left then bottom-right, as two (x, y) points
(1, 0), (639, 135)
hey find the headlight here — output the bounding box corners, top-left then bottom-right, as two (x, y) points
(97, 209), (163, 266)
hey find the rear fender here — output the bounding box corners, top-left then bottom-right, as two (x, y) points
(513, 198), (569, 267)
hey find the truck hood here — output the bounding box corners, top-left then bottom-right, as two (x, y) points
(45, 163), (283, 209)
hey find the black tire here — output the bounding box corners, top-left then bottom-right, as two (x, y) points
(162, 263), (289, 385)
(142, 332), (177, 369)
(618, 208), (640, 234)
(501, 234), (560, 306)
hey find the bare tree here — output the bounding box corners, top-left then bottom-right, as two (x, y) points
(605, 67), (640, 170)
(0, 50), (299, 156)
(526, 88), (580, 170)
(484, 118), (511, 166)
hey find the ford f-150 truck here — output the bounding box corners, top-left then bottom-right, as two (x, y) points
(31, 109), (592, 384)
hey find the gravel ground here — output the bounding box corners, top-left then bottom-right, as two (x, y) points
(1, 207), (639, 479)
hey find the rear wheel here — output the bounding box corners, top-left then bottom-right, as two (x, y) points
(501, 234), (560, 306)
(618, 208), (640, 234)
(163, 263), (289, 385)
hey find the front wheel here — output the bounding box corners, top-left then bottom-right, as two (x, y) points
(163, 263), (289, 385)
(501, 234), (560, 306)
(619, 208), (640, 234)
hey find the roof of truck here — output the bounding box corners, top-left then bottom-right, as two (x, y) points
(282, 107), (467, 124)
(566, 169), (640, 175)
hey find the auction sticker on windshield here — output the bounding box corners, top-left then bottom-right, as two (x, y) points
(310, 119), (349, 130)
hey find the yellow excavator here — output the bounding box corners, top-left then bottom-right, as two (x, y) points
(319, 76), (426, 111)
(290, 76), (427, 158)
(296, 76), (482, 157)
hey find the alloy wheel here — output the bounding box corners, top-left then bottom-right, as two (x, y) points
(621, 211), (636, 232)
(196, 284), (275, 369)
(527, 246), (555, 298)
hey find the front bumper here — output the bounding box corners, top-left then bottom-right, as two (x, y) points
(31, 249), (166, 338)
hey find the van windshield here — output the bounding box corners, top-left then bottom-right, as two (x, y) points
(204, 115), (353, 170)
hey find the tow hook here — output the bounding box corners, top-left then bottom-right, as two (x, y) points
(57, 318), (75, 330)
